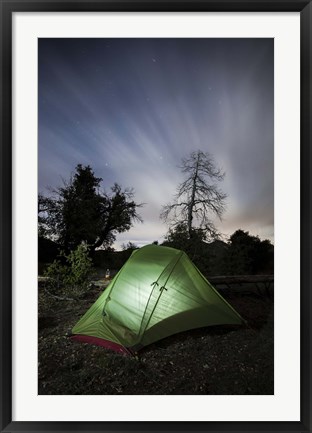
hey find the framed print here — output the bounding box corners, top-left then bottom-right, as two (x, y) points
(1, 1), (311, 432)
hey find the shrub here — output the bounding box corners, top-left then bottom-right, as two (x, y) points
(44, 243), (93, 299)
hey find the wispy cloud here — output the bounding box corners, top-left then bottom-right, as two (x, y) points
(39, 38), (274, 248)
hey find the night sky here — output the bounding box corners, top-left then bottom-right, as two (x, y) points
(38, 38), (274, 249)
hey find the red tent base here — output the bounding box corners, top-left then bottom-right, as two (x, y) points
(71, 334), (133, 356)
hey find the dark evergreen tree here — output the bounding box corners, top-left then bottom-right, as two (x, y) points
(225, 229), (274, 275)
(38, 164), (142, 252)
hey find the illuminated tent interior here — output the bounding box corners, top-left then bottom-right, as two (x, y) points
(71, 244), (244, 355)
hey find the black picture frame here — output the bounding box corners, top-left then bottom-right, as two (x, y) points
(1, 1), (311, 432)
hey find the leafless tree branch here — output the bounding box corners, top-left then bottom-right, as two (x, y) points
(160, 150), (227, 239)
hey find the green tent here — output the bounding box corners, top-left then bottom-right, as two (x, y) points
(71, 244), (244, 354)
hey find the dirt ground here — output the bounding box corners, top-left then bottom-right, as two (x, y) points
(38, 282), (274, 395)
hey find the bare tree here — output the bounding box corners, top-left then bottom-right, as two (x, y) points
(160, 150), (227, 239)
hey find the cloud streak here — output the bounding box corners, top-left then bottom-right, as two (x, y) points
(39, 38), (274, 248)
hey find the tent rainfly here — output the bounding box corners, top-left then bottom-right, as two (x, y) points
(71, 244), (245, 355)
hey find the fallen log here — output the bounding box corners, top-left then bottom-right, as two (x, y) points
(209, 275), (274, 298)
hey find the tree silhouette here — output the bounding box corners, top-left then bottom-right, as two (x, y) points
(160, 150), (227, 239)
(38, 164), (143, 252)
(225, 229), (274, 275)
